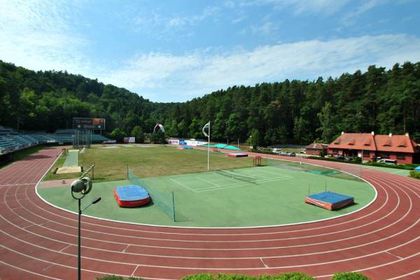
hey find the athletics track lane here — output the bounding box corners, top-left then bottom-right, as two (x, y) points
(0, 147), (419, 279)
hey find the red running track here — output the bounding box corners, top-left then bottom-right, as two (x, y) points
(0, 147), (419, 279)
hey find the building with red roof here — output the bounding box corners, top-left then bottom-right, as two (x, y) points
(328, 132), (419, 164)
(305, 143), (328, 156)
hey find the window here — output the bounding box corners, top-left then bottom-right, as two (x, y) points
(397, 154), (405, 160)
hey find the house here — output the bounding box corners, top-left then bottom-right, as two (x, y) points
(305, 143), (328, 156)
(328, 132), (419, 164)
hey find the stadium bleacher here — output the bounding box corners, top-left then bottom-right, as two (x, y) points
(0, 126), (110, 155)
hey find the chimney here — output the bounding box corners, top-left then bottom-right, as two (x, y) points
(389, 133), (392, 137)
(371, 131), (374, 135)
(341, 131), (344, 135)
(405, 132), (409, 137)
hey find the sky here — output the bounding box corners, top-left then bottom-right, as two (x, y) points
(1, 0), (420, 102)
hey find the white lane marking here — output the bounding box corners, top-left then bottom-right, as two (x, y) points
(59, 244), (72, 253)
(122, 244), (130, 253)
(131, 264), (140, 277)
(14, 179), (398, 248)
(1, 147), (418, 278)
(0, 260), (61, 280)
(260, 257), (269, 268)
(385, 251), (403, 260)
(0, 183), (36, 187)
(315, 252), (420, 279)
(34, 153), (383, 231)
(387, 269), (420, 280)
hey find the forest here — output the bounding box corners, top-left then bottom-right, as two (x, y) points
(0, 60), (419, 146)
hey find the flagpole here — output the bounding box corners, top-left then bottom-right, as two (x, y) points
(207, 121), (210, 171)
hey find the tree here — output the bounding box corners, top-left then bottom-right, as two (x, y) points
(248, 129), (261, 149)
(131, 125), (145, 143)
(317, 102), (337, 143)
(110, 128), (126, 143)
(1, 60), (419, 146)
(151, 130), (166, 144)
(293, 116), (311, 145)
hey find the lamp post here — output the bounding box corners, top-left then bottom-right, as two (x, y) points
(71, 177), (101, 280)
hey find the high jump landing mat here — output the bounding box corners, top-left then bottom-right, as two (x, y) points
(305, 191), (354, 210)
(114, 185), (151, 207)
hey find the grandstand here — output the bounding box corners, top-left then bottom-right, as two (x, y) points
(0, 126), (110, 156)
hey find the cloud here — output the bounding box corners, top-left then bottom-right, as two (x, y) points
(250, 21), (279, 36)
(240, 0), (352, 15)
(341, 0), (388, 25)
(102, 53), (201, 90)
(101, 34), (420, 102)
(0, 0), (90, 74)
(132, 5), (220, 33)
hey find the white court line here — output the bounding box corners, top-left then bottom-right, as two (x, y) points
(194, 176), (221, 187)
(168, 178), (197, 193)
(256, 176), (294, 184)
(195, 186), (223, 192)
(30, 176), (389, 241)
(196, 182), (253, 193)
(34, 152), (382, 231)
(29, 169), (393, 243)
(253, 167), (293, 177)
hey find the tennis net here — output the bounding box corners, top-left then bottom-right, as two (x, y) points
(217, 169), (256, 184)
(128, 169), (175, 221)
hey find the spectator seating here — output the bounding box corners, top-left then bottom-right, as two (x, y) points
(0, 126), (110, 155)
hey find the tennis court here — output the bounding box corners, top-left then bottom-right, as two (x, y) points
(39, 160), (375, 227)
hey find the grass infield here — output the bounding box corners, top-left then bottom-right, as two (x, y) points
(38, 145), (375, 227)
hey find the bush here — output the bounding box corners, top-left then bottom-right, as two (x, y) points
(97, 276), (142, 280)
(409, 170), (420, 179)
(367, 162), (414, 170)
(332, 272), (369, 280)
(110, 128), (126, 143)
(182, 272), (315, 280)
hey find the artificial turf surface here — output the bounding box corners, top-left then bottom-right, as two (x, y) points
(38, 146), (375, 227)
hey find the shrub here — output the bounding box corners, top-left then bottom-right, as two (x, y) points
(332, 272), (369, 280)
(96, 276), (142, 280)
(182, 272), (314, 280)
(409, 170), (420, 179)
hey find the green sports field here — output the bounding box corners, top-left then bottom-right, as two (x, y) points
(38, 146), (375, 227)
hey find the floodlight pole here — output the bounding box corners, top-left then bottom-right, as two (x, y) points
(77, 198), (82, 280)
(76, 196), (101, 280)
(71, 175), (100, 280)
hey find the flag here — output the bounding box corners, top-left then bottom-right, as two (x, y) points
(202, 121), (210, 137)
